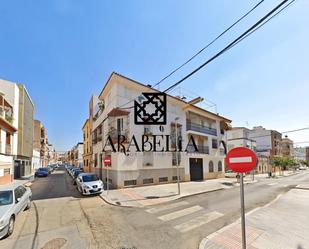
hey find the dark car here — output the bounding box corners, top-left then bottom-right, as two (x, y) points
(72, 169), (83, 185)
(35, 168), (49, 177)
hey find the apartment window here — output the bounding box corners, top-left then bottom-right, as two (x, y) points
(4, 168), (10, 175)
(212, 139), (218, 149)
(94, 153), (98, 167)
(143, 178), (154, 185)
(172, 152), (181, 165)
(159, 177), (168, 183)
(218, 161), (223, 172)
(124, 180), (137, 186)
(99, 153), (103, 167)
(117, 118), (123, 132)
(209, 161), (214, 172)
(172, 176), (179, 181)
(98, 125), (102, 135)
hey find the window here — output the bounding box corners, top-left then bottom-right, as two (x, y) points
(99, 154), (103, 167)
(124, 180), (137, 186)
(212, 139), (218, 149)
(172, 152), (181, 165)
(159, 177), (168, 183)
(172, 176), (179, 181)
(218, 161), (223, 172)
(117, 118), (123, 132)
(209, 161), (214, 172)
(143, 178), (153, 184)
(94, 153), (98, 167)
(4, 168), (10, 175)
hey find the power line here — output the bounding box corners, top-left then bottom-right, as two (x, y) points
(102, 0), (293, 115)
(152, 0), (265, 88)
(163, 0), (291, 93)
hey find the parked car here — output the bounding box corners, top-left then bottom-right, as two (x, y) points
(35, 168), (49, 177)
(0, 183), (32, 239)
(298, 166), (308, 170)
(72, 169), (83, 184)
(225, 170), (238, 178)
(76, 173), (103, 195)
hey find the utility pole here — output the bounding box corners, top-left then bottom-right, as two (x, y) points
(175, 117), (180, 195)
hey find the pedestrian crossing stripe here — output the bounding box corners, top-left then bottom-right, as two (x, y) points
(146, 201), (189, 214)
(158, 205), (203, 221)
(174, 211), (224, 233)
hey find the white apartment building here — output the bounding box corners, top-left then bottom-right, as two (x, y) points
(91, 72), (231, 188)
(248, 126), (282, 157)
(227, 127), (256, 151)
(0, 93), (18, 185)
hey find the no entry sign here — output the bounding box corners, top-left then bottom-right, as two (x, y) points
(225, 147), (257, 173)
(104, 156), (111, 165)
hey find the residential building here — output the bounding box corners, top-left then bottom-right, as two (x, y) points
(0, 92), (17, 184)
(281, 135), (294, 158)
(82, 119), (92, 172)
(248, 126), (282, 157)
(306, 147), (309, 161)
(40, 126), (49, 166)
(293, 147), (306, 162)
(227, 127), (256, 151)
(0, 80), (34, 179)
(69, 143), (84, 167)
(91, 72), (231, 188)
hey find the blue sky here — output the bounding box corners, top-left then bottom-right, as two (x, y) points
(0, 0), (308, 151)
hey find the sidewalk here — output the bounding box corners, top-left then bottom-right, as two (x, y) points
(100, 177), (256, 207)
(14, 174), (35, 187)
(199, 186), (309, 249)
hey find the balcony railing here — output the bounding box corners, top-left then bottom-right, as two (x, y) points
(186, 120), (217, 136)
(108, 129), (128, 143)
(186, 144), (209, 154)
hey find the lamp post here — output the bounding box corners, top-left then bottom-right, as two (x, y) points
(175, 117), (180, 195)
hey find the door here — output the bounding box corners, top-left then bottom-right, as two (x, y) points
(190, 158), (203, 181)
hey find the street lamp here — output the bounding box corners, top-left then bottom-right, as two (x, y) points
(175, 117), (181, 195)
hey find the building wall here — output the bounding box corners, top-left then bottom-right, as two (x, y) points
(33, 120), (41, 151)
(92, 73), (230, 188)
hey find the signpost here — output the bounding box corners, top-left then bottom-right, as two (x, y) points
(103, 156), (111, 195)
(225, 147), (257, 249)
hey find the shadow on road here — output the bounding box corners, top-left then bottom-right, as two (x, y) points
(31, 168), (95, 201)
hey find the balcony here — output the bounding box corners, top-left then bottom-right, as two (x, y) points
(186, 144), (209, 154)
(108, 129), (128, 143)
(186, 120), (217, 136)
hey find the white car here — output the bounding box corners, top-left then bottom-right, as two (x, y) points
(76, 173), (104, 196)
(0, 183), (32, 239)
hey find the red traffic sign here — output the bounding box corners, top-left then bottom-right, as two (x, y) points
(104, 156), (111, 165)
(225, 147), (257, 173)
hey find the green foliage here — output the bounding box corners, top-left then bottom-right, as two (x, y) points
(272, 157), (298, 170)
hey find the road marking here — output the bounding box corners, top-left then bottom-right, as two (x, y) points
(146, 201), (189, 214)
(158, 205), (203, 221)
(268, 183), (278, 186)
(229, 156), (252, 163)
(174, 211), (224, 233)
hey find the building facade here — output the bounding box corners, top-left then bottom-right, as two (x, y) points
(248, 126), (282, 157)
(281, 135), (294, 158)
(0, 92), (17, 184)
(227, 127), (256, 151)
(90, 72), (231, 188)
(82, 119), (92, 172)
(0, 80), (35, 179)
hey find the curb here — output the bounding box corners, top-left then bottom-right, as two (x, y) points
(198, 192), (285, 249)
(99, 187), (225, 208)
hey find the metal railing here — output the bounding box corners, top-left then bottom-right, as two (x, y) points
(186, 144), (209, 154)
(186, 120), (217, 136)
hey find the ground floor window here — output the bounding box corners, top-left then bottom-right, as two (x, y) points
(124, 180), (137, 186)
(143, 178), (154, 184)
(218, 161), (222, 171)
(159, 177), (168, 183)
(209, 161), (214, 172)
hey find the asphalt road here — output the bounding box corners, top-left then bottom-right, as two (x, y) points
(2, 168), (308, 249)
